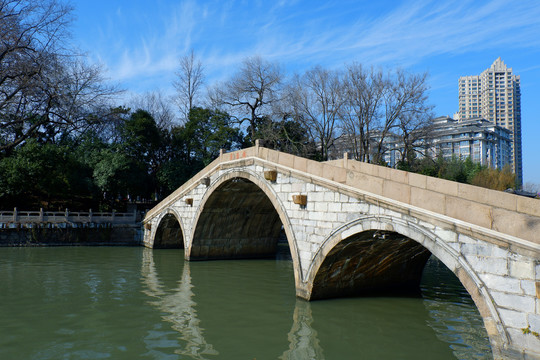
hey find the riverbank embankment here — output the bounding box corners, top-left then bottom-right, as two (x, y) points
(0, 223), (142, 246)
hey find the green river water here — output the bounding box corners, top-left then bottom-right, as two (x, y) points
(0, 247), (491, 359)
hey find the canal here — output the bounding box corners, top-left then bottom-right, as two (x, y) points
(0, 247), (491, 359)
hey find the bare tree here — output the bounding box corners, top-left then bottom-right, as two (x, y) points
(286, 66), (344, 160)
(340, 63), (385, 162)
(209, 56), (282, 144)
(394, 109), (434, 165)
(1, 0), (71, 150)
(173, 50), (204, 122)
(0, 0), (119, 152)
(523, 182), (540, 194)
(51, 60), (120, 134)
(339, 64), (432, 165)
(373, 70), (432, 164)
(130, 90), (176, 130)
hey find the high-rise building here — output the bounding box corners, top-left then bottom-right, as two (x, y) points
(458, 58), (522, 185)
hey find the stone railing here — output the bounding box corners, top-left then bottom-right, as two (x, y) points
(0, 208), (138, 226)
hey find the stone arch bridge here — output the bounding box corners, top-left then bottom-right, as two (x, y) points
(143, 143), (540, 359)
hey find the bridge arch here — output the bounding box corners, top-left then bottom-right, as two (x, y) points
(187, 169), (303, 284)
(152, 208), (185, 249)
(305, 215), (507, 352)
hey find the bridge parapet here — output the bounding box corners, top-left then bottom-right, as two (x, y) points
(145, 144), (540, 248)
(325, 157), (540, 246)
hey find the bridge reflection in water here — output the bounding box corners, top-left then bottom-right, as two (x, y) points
(140, 247), (327, 359)
(141, 248), (218, 358)
(281, 300), (324, 360)
(139, 248), (490, 359)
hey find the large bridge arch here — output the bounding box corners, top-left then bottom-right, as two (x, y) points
(304, 215), (507, 355)
(187, 169), (303, 285)
(151, 208), (186, 249)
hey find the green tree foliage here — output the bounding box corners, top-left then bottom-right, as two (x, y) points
(247, 116), (317, 158)
(183, 107), (243, 166)
(156, 107), (243, 194)
(0, 140), (94, 208)
(154, 125), (194, 194)
(0, 109), (169, 209)
(434, 156), (483, 183)
(120, 110), (162, 161)
(92, 149), (142, 197)
(92, 109), (167, 202)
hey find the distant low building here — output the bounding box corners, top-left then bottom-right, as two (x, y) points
(328, 130), (400, 164)
(328, 116), (512, 171)
(424, 116), (512, 169)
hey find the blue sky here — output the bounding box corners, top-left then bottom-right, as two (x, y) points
(72, 0), (540, 184)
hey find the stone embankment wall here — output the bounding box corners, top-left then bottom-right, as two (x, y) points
(0, 223), (142, 246)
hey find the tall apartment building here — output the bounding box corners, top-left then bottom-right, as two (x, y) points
(457, 57), (522, 185)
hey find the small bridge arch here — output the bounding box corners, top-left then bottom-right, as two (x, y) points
(152, 209), (185, 249)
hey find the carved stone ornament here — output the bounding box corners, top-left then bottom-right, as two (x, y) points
(201, 177), (210, 187)
(264, 170), (277, 182)
(292, 194), (307, 206)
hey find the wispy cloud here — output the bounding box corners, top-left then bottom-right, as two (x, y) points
(260, 0), (540, 68)
(83, 0), (540, 92)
